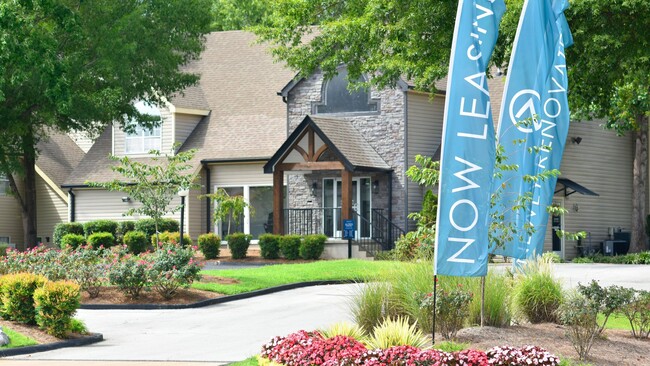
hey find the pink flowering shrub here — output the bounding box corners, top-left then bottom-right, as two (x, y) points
(261, 331), (560, 366)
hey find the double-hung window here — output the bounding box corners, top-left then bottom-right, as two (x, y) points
(125, 123), (162, 154)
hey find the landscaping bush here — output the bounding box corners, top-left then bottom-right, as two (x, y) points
(0, 272), (47, 324)
(135, 218), (179, 239)
(87, 232), (116, 249)
(486, 345), (560, 366)
(67, 246), (108, 298)
(83, 219), (118, 238)
(123, 231), (149, 255)
(468, 271), (512, 327)
(279, 234), (301, 260)
(300, 234), (327, 260)
(351, 281), (394, 333)
(386, 261), (434, 333)
(557, 291), (599, 360)
(513, 270), (564, 323)
(151, 231), (192, 247)
(145, 244), (202, 299)
(258, 234), (281, 259)
(364, 316), (429, 349)
(33, 280), (80, 337)
(0, 243), (10, 257)
(60, 233), (86, 250)
(621, 289), (650, 339)
(53, 222), (84, 247)
(577, 280), (632, 335)
(198, 233), (221, 260)
(108, 256), (150, 299)
(227, 233), (252, 259)
(422, 283), (473, 340)
(318, 322), (366, 340)
(117, 221), (136, 241)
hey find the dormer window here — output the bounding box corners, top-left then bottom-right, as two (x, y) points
(125, 101), (162, 154)
(315, 68), (379, 114)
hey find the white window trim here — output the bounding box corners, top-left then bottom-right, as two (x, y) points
(125, 122), (162, 155)
(0, 175), (9, 196)
(214, 184), (274, 243)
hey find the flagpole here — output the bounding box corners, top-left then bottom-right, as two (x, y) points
(432, 274), (438, 344)
(480, 276), (486, 327)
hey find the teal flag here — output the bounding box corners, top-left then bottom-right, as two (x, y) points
(490, 0), (573, 260)
(434, 0), (506, 277)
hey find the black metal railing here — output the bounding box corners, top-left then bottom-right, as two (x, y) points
(283, 207), (405, 256)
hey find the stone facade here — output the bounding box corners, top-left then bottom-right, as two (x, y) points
(286, 69), (408, 230)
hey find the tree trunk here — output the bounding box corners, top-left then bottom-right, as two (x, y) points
(20, 131), (38, 249)
(630, 115), (648, 253)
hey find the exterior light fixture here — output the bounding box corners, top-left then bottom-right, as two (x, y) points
(311, 182), (318, 196)
(372, 180), (379, 193)
(121, 196), (131, 202)
(571, 136), (582, 144)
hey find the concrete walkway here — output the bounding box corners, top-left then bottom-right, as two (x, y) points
(5, 263), (650, 365)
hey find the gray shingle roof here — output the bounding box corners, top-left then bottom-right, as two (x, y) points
(36, 132), (85, 187)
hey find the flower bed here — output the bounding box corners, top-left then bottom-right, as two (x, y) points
(260, 330), (560, 366)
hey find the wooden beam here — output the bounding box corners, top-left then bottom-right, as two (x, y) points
(276, 161), (345, 171)
(313, 145), (329, 162)
(341, 169), (352, 221)
(292, 145), (309, 161)
(273, 170), (284, 235)
(308, 129), (315, 161)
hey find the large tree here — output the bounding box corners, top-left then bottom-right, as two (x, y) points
(255, 0), (650, 252)
(0, 0), (212, 248)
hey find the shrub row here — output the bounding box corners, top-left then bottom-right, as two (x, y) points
(573, 251), (650, 264)
(258, 234), (327, 260)
(0, 273), (79, 337)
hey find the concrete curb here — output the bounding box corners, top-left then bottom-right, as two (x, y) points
(0, 332), (103, 357)
(80, 279), (358, 310)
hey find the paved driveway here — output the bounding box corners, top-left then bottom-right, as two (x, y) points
(551, 263), (650, 290)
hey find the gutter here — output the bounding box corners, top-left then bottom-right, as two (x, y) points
(203, 163), (211, 233)
(200, 157), (270, 164)
(68, 189), (76, 222)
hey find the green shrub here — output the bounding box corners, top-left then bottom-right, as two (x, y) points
(542, 252), (563, 263)
(364, 316), (429, 349)
(70, 318), (88, 334)
(300, 234), (327, 260)
(422, 284), (473, 340)
(0, 273), (47, 324)
(87, 232), (116, 249)
(513, 271), (563, 323)
(394, 232), (418, 261)
(53, 222), (84, 247)
(83, 220), (118, 238)
(468, 272), (512, 327)
(198, 233), (221, 260)
(386, 261), (434, 332)
(0, 244), (10, 257)
(108, 256), (150, 299)
(318, 322), (366, 340)
(145, 244), (202, 299)
(258, 234), (281, 259)
(621, 289), (650, 339)
(557, 291), (599, 361)
(67, 246), (108, 298)
(60, 233), (86, 250)
(117, 221), (136, 241)
(227, 233), (252, 259)
(279, 234), (301, 260)
(135, 218), (179, 239)
(123, 231), (149, 255)
(151, 231), (192, 247)
(351, 281), (395, 333)
(33, 280), (81, 337)
(577, 280), (632, 335)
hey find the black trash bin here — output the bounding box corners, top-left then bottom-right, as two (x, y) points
(613, 232), (631, 255)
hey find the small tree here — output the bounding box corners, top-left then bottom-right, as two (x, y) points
(203, 188), (254, 236)
(87, 146), (197, 246)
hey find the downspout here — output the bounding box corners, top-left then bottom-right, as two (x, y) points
(68, 188), (76, 222)
(403, 90), (409, 231)
(388, 170), (393, 249)
(204, 163), (211, 233)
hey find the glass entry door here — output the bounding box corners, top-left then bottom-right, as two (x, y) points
(323, 177), (371, 238)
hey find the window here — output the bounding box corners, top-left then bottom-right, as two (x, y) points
(125, 101), (162, 154)
(0, 236), (9, 244)
(315, 68), (378, 114)
(0, 175), (8, 196)
(215, 185), (275, 240)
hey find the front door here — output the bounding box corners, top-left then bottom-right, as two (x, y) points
(323, 177), (371, 238)
(551, 198), (565, 259)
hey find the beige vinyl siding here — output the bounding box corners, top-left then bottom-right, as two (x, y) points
(406, 92), (444, 230)
(187, 172), (205, 240)
(35, 176), (67, 246)
(211, 163), (271, 186)
(74, 189), (181, 223)
(542, 121), (634, 259)
(0, 178), (24, 249)
(174, 113), (202, 146)
(113, 107), (173, 157)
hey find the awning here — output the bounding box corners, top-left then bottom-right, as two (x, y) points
(555, 177), (599, 197)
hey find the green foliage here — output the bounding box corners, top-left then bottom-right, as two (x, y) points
(258, 234), (281, 259)
(135, 218), (180, 239)
(350, 281), (394, 333)
(364, 316), (429, 349)
(87, 147), (198, 246)
(542, 252), (563, 263)
(210, 0), (269, 31)
(117, 221), (137, 242)
(227, 233), (252, 259)
(299, 234), (327, 260)
(433, 341), (470, 353)
(108, 256), (150, 299)
(53, 223), (84, 247)
(572, 257), (594, 264)
(422, 284), (473, 340)
(152, 231), (193, 247)
(70, 318), (88, 334)
(0, 327), (39, 348)
(393, 227), (435, 262)
(198, 233), (221, 260)
(620, 290), (650, 339)
(467, 272), (512, 327)
(0, 273), (47, 324)
(60, 234), (86, 250)
(146, 244), (202, 299)
(318, 322), (367, 341)
(123, 231), (149, 255)
(205, 188), (253, 237)
(279, 235), (302, 260)
(578, 252), (650, 265)
(66, 246), (108, 298)
(512, 264), (564, 324)
(87, 232), (116, 249)
(557, 291), (599, 361)
(577, 280), (632, 335)
(83, 220), (118, 238)
(33, 280), (81, 337)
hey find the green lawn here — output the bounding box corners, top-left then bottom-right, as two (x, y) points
(599, 313), (632, 330)
(0, 327), (39, 349)
(229, 356), (259, 366)
(194, 259), (407, 295)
